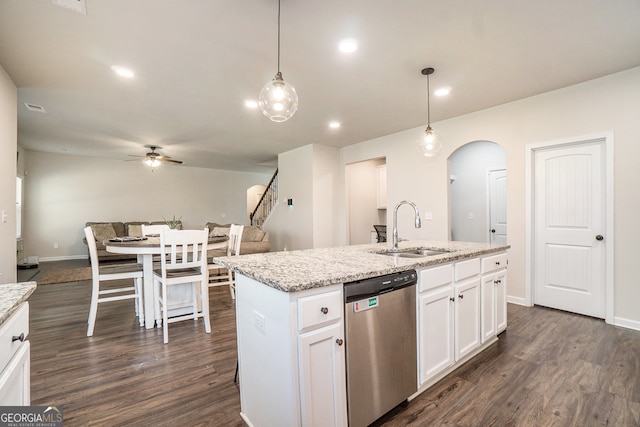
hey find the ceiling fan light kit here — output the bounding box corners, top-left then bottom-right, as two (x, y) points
(259, 0), (298, 122)
(129, 146), (183, 167)
(417, 67), (443, 157)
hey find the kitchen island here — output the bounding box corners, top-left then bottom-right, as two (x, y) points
(0, 282), (36, 405)
(215, 240), (509, 427)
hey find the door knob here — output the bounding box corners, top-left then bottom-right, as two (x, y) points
(336, 338), (344, 346)
(596, 235), (604, 241)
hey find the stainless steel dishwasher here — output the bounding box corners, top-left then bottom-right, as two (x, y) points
(344, 270), (417, 427)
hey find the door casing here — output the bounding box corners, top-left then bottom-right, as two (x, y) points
(525, 131), (614, 324)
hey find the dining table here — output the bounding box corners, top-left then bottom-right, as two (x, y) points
(104, 235), (227, 329)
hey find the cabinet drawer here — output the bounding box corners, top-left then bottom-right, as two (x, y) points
(419, 264), (454, 293)
(298, 291), (342, 331)
(455, 258), (480, 281)
(481, 253), (508, 274)
(0, 303), (29, 372)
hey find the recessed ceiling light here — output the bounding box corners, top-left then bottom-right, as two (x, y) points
(245, 100), (259, 109)
(329, 121), (341, 129)
(111, 65), (135, 79)
(338, 39), (358, 53)
(434, 87), (451, 97)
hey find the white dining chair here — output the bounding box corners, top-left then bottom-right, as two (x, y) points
(141, 223), (170, 236)
(153, 228), (211, 344)
(208, 224), (243, 299)
(83, 226), (144, 337)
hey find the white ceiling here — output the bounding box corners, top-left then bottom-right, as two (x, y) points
(1, 0), (639, 173)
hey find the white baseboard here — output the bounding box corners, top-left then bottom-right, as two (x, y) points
(613, 316), (640, 332)
(39, 255), (88, 262)
(507, 295), (529, 306)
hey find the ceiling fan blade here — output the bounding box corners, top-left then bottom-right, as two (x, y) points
(162, 158), (183, 164)
(128, 154), (145, 158)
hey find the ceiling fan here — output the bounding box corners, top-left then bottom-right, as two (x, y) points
(128, 146), (183, 166)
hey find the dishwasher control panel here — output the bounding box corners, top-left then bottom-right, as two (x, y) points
(344, 270), (417, 303)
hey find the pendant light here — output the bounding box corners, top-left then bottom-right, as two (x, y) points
(259, 0), (298, 122)
(417, 67), (442, 157)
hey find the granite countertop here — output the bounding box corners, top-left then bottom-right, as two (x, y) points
(214, 240), (510, 293)
(0, 282), (37, 327)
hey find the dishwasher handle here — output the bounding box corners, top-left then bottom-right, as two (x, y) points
(344, 270), (417, 303)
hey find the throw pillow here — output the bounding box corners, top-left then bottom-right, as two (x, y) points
(127, 224), (143, 237)
(211, 226), (230, 237)
(242, 226), (265, 242)
(91, 223), (117, 242)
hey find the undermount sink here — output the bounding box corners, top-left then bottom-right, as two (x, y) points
(376, 247), (451, 258)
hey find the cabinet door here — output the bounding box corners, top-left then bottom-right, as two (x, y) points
(298, 323), (347, 427)
(495, 270), (507, 334)
(418, 286), (454, 386)
(0, 341), (30, 405)
(455, 279), (481, 361)
(480, 274), (496, 343)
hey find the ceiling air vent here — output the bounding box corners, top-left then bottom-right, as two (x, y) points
(52, 0), (87, 15)
(24, 103), (46, 113)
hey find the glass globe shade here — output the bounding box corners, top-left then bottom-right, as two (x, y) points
(145, 158), (161, 167)
(259, 72), (298, 122)
(417, 126), (442, 157)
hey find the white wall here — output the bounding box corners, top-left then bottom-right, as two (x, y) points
(346, 158), (386, 244)
(312, 145), (340, 249)
(267, 145), (314, 251)
(0, 64), (17, 283)
(449, 141), (505, 242)
(340, 67), (640, 325)
(265, 144), (339, 251)
(22, 151), (271, 260)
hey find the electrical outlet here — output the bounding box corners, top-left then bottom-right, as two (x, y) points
(53, 242), (59, 249)
(424, 211), (433, 220)
(254, 311), (266, 334)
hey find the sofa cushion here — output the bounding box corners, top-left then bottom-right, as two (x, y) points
(127, 224), (143, 237)
(211, 226), (230, 237)
(242, 226), (265, 243)
(91, 223), (117, 242)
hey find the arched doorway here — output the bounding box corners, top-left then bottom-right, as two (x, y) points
(448, 141), (506, 243)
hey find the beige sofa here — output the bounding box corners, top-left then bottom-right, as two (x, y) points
(205, 222), (270, 257)
(83, 221), (182, 262)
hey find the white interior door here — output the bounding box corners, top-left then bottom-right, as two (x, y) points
(533, 141), (606, 318)
(488, 169), (507, 245)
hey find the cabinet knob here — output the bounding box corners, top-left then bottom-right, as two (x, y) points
(596, 235), (604, 241)
(336, 338), (344, 346)
(320, 307), (329, 315)
(12, 332), (25, 342)
(491, 229), (496, 233)
(495, 261), (501, 265)
(449, 297), (455, 302)
(458, 294), (464, 300)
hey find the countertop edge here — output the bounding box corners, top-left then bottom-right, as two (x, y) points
(214, 241), (510, 293)
(0, 281), (37, 327)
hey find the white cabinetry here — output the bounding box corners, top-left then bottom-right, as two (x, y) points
(481, 253), (508, 340)
(0, 302), (30, 405)
(454, 278), (481, 360)
(418, 256), (495, 388)
(235, 276), (347, 427)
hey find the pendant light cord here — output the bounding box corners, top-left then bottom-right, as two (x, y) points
(426, 73), (431, 127)
(277, 0), (281, 73)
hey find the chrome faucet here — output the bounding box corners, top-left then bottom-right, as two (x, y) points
(392, 200), (422, 250)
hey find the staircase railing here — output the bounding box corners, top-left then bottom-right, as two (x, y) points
(250, 168), (278, 226)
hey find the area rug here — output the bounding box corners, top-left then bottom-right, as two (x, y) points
(35, 267), (92, 285)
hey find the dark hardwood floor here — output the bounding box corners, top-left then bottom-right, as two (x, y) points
(27, 261), (640, 426)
